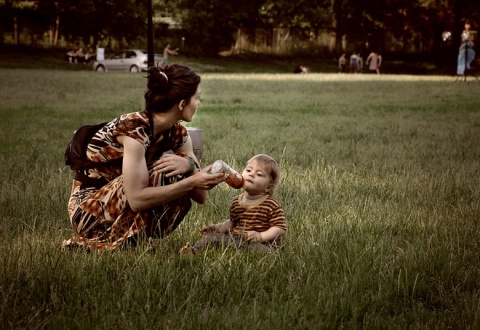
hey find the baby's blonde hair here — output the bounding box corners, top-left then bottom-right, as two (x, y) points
(247, 154), (280, 195)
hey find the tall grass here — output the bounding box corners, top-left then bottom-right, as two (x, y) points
(1, 69), (479, 329)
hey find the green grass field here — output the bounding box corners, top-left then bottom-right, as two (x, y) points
(0, 57), (479, 329)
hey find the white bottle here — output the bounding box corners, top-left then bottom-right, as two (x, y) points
(211, 160), (245, 189)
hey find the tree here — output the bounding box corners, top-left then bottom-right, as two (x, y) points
(174, 0), (265, 55)
(2, 0), (480, 59)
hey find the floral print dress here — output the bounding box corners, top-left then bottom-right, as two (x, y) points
(63, 111), (192, 250)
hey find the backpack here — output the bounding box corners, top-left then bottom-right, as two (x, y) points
(64, 122), (108, 171)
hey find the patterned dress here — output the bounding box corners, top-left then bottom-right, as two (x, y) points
(63, 111), (192, 250)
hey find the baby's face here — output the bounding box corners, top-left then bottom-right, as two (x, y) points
(242, 160), (272, 195)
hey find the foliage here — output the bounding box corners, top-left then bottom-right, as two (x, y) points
(175, 0), (265, 55)
(1, 0), (480, 55)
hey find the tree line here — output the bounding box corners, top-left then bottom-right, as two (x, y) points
(1, 0), (479, 57)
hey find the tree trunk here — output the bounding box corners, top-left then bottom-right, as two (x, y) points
(333, 0), (343, 53)
(14, 16), (18, 44)
(54, 16), (59, 46)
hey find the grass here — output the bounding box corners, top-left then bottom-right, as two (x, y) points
(0, 52), (480, 329)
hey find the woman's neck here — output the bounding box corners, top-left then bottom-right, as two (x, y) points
(152, 111), (180, 136)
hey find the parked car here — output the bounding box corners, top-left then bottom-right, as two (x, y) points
(93, 49), (163, 73)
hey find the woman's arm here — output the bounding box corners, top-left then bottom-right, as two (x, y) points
(118, 135), (224, 212)
(176, 135), (208, 203)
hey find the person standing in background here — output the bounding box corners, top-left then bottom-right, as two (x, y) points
(367, 51), (382, 75)
(456, 20), (476, 77)
(163, 43), (179, 64)
(349, 51), (360, 74)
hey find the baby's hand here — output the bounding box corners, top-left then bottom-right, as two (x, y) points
(201, 224), (218, 234)
(245, 231), (262, 243)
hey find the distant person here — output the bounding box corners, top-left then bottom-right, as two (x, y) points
(349, 51), (360, 74)
(293, 64), (309, 74)
(65, 49), (76, 63)
(75, 47), (85, 64)
(461, 21), (472, 43)
(366, 51), (382, 74)
(457, 20), (476, 76)
(180, 154), (287, 255)
(84, 48), (96, 64)
(358, 53), (364, 71)
(163, 43), (179, 63)
(96, 45), (105, 61)
(338, 53), (347, 73)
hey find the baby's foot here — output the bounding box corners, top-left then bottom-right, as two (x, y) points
(179, 242), (194, 257)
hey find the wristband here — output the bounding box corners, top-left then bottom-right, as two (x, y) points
(187, 158), (196, 173)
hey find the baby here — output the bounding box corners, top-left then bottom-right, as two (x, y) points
(180, 154), (286, 255)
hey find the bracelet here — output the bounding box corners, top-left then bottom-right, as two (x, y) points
(187, 158), (196, 173)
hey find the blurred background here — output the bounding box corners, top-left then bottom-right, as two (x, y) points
(1, 0), (479, 72)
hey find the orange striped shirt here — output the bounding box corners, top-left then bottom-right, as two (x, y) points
(230, 194), (286, 237)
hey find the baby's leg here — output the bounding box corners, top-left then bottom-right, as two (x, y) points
(248, 242), (273, 253)
(179, 233), (231, 256)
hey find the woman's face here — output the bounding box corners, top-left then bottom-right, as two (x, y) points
(181, 85), (201, 122)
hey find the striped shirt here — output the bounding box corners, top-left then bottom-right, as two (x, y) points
(229, 193), (287, 237)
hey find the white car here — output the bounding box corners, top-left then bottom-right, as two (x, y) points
(93, 49), (163, 73)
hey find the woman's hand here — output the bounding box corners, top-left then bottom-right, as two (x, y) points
(152, 153), (191, 177)
(191, 165), (225, 190)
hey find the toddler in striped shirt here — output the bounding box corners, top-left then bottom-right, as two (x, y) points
(180, 154), (287, 255)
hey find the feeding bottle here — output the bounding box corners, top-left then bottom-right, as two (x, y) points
(211, 160), (245, 189)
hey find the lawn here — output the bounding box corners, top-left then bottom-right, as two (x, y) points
(0, 58), (479, 328)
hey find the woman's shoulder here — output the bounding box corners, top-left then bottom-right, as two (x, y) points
(170, 122), (189, 141)
(109, 111), (152, 144)
(114, 111), (150, 129)
(117, 111), (149, 123)
(173, 121), (187, 132)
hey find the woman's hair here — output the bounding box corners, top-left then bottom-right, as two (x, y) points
(144, 64), (200, 113)
(248, 154), (280, 195)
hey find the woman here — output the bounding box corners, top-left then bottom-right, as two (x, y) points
(457, 21), (475, 76)
(63, 64), (225, 250)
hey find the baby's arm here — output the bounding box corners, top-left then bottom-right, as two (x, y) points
(246, 226), (285, 243)
(201, 219), (233, 234)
